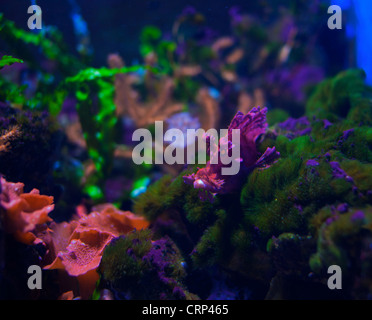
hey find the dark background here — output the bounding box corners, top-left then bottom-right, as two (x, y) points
(0, 0), (345, 70)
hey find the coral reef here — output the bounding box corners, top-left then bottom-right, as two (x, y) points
(0, 175), (149, 299)
(134, 69), (372, 299)
(0, 2), (371, 301)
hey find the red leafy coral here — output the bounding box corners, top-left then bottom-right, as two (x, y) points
(183, 107), (280, 200)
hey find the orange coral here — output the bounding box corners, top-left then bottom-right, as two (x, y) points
(0, 125), (21, 153)
(0, 176), (149, 298)
(196, 88), (221, 130)
(237, 89), (266, 114)
(108, 53), (183, 128)
(58, 291), (75, 300)
(43, 203), (149, 298)
(0, 176), (54, 244)
(79, 203), (150, 235)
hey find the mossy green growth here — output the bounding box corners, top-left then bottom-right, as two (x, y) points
(190, 208), (230, 266)
(133, 175), (174, 221)
(309, 206), (372, 275)
(240, 125), (371, 250)
(134, 171), (217, 228)
(306, 69), (372, 125)
(267, 109), (290, 126)
(340, 160), (372, 193)
(337, 128), (372, 163)
(99, 229), (153, 283)
(240, 156), (305, 240)
(98, 230), (195, 299)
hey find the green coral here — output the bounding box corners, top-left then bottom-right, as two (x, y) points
(0, 14), (153, 203)
(306, 69), (372, 125)
(131, 69), (372, 297)
(309, 207), (372, 279)
(140, 26), (176, 75)
(63, 65), (155, 200)
(0, 14), (82, 75)
(134, 171), (217, 228)
(98, 230), (196, 299)
(0, 55), (23, 69)
(267, 109), (290, 126)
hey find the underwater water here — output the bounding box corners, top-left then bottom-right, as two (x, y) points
(0, 0), (371, 303)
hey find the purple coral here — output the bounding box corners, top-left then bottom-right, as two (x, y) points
(351, 211), (365, 222)
(229, 6), (242, 25)
(183, 107), (280, 201)
(330, 161), (354, 183)
(337, 203), (349, 213)
(337, 129), (355, 147)
(266, 65), (324, 104)
(323, 119), (332, 129)
(180, 6), (197, 17)
(342, 129), (354, 140)
(142, 238), (187, 299)
(176, 6), (197, 22)
(278, 116), (311, 138)
(306, 159), (319, 167)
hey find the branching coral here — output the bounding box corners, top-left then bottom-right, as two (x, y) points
(196, 88), (221, 130)
(108, 53), (184, 128)
(107, 52), (222, 180)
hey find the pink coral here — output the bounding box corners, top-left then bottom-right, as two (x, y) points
(43, 203), (149, 298)
(0, 176), (54, 244)
(183, 107), (280, 200)
(0, 176), (150, 298)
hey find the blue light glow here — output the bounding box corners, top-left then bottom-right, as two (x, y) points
(353, 0), (372, 84)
